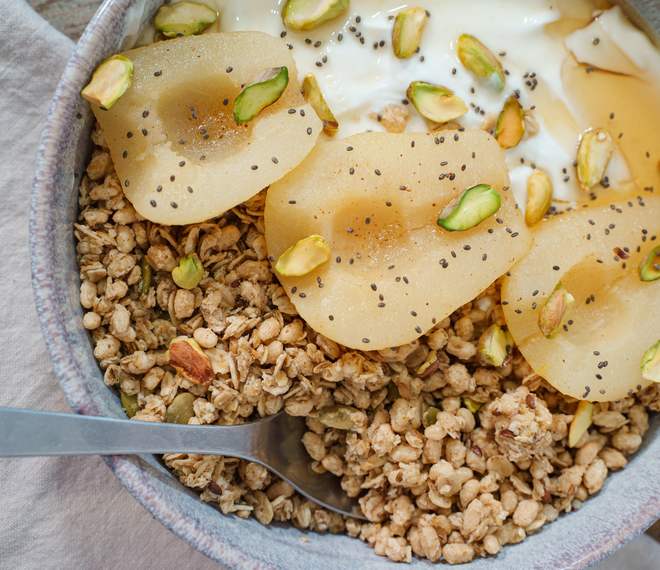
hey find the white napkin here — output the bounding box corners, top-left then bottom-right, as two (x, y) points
(0, 2), (218, 567)
(0, 1), (655, 568)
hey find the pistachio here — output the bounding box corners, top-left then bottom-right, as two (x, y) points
(153, 1), (218, 38)
(407, 81), (468, 124)
(437, 184), (501, 231)
(233, 67), (289, 125)
(495, 95), (525, 149)
(525, 170), (553, 226)
(81, 55), (133, 110)
(523, 109), (540, 138)
(416, 350), (438, 376)
(318, 405), (359, 430)
(422, 406), (440, 428)
(639, 245), (660, 282)
(463, 398), (482, 414)
(568, 400), (593, 447)
(165, 392), (196, 424)
(504, 329), (515, 352)
(392, 7), (429, 59)
(172, 253), (204, 290)
(120, 391), (139, 418)
(640, 340), (660, 382)
(456, 34), (505, 91)
(275, 234), (330, 277)
(576, 128), (614, 191)
(168, 337), (214, 385)
(538, 283), (575, 338)
(139, 257), (152, 298)
(302, 74), (338, 135)
(282, 0), (349, 31)
(478, 324), (508, 367)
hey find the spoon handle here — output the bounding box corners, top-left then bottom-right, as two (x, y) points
(0, 407), (258, 458)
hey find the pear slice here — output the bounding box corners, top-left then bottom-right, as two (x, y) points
(265, 130), (531, 350)
(282, 0), (349, 31)
(86, 32), (321, 225)
(154, 1), (218, 38)
(502, 195), (660, 401)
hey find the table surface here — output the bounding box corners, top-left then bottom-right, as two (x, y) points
(27, 0), (660, 550)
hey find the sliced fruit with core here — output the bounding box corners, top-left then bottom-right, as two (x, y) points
(302, 74), (338, 135)
(154, 1), (218, 38)
(265, 130), (531, 350)
(495, 95), (525, 149)
(437, 184), (501, 231)
(81, 55), (133, 110)
(87, 33), (321, 225)
(456, 34), (505, 91)
(282, 0), (349, 31)
(392, 7), (428, 59)
(502, 195), (660, 401)
(407, 81), (468, 124)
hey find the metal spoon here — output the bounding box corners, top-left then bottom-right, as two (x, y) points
(0, 407), (365, 520)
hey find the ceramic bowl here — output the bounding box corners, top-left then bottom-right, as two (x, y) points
(30, 1), (659, 567)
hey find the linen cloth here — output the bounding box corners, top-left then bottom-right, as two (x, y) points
(0, 1), (655, 569)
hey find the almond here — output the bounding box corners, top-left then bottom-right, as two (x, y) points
(168, 337), (214, 385)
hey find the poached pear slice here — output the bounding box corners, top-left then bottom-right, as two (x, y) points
(265, 130), (531, 350)
(87, 32), (321, 225)
(502, 195), (660, 402)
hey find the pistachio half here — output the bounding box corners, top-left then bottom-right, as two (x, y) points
(641, 340), (660, 382)
(318, 405), (359, 430)
(437, 184), (501, 231)
(407, 81), (468, 124)
(233, 66), (289, 125)
(81, 55), (133, 110)
(525, 170), (553, 226)
(172, 253), (204, 290)
(478, 324), (508, 367)
(120, 391), (139, 418)
(302, 74), (338, 135)
(576, 128), (614, 191)
(456, 34), (505, 91)
(463, 398), (482, 414)
(282, 0), (349, 31)
(165, 392), (196, 424)
(495, 95), (525, 149)
(153, 1), (218, 38)
(538, 283), (575, 338)
(168, 337), (214, 385)
(639, 245), (660, 282)
(392, 7), (429, 59)
(275, 234), (330, 277)
(422, 406), (440, 428)
(568, 400), (593, 447)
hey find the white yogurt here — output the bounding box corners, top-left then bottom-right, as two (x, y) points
(203, 1), (658, 205)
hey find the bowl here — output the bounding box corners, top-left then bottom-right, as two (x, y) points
(30, 0), (660, 567)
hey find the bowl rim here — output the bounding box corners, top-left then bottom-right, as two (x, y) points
(29, 0), (659, 568)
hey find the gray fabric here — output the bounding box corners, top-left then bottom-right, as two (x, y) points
(0, 0), (656, 568)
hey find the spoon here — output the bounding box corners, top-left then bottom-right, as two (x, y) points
(0, 406), (365, 520)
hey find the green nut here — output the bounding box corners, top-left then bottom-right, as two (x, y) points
(392, 7), (428, 59)
(495, 95), (525, 149)
(422, 406), (440, 428)
(437, 184), (502, 232)
(275, 234), (330, 277)
(407, 81), (468, 124)
(282, 0), (349, 31)
(538, 283), (575, 338)
(478, 324), (508, 367)
(463, 398), (482, 414)
(120, 391), (139, 418)
(233, 66), (289, 124)
(525, 170), (553, 226)
(639, 245), (660, 282)
(165, 392), (196, 424)
(456, 34), (505, 91)
(172, 254), (204, 290)
(576, 128), (614, 191)
(318, 405), (359, 430)
(139, 257), (152, 298)
(302, 74), (338, 135)
(641, 340), (660, 382)
(81, 55), (133, 110)
(154, 1), (218, 38)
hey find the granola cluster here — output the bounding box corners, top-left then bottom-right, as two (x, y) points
(75, 124), (659, 564)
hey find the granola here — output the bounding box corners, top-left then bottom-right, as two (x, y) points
(75, 126), (659, 564)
